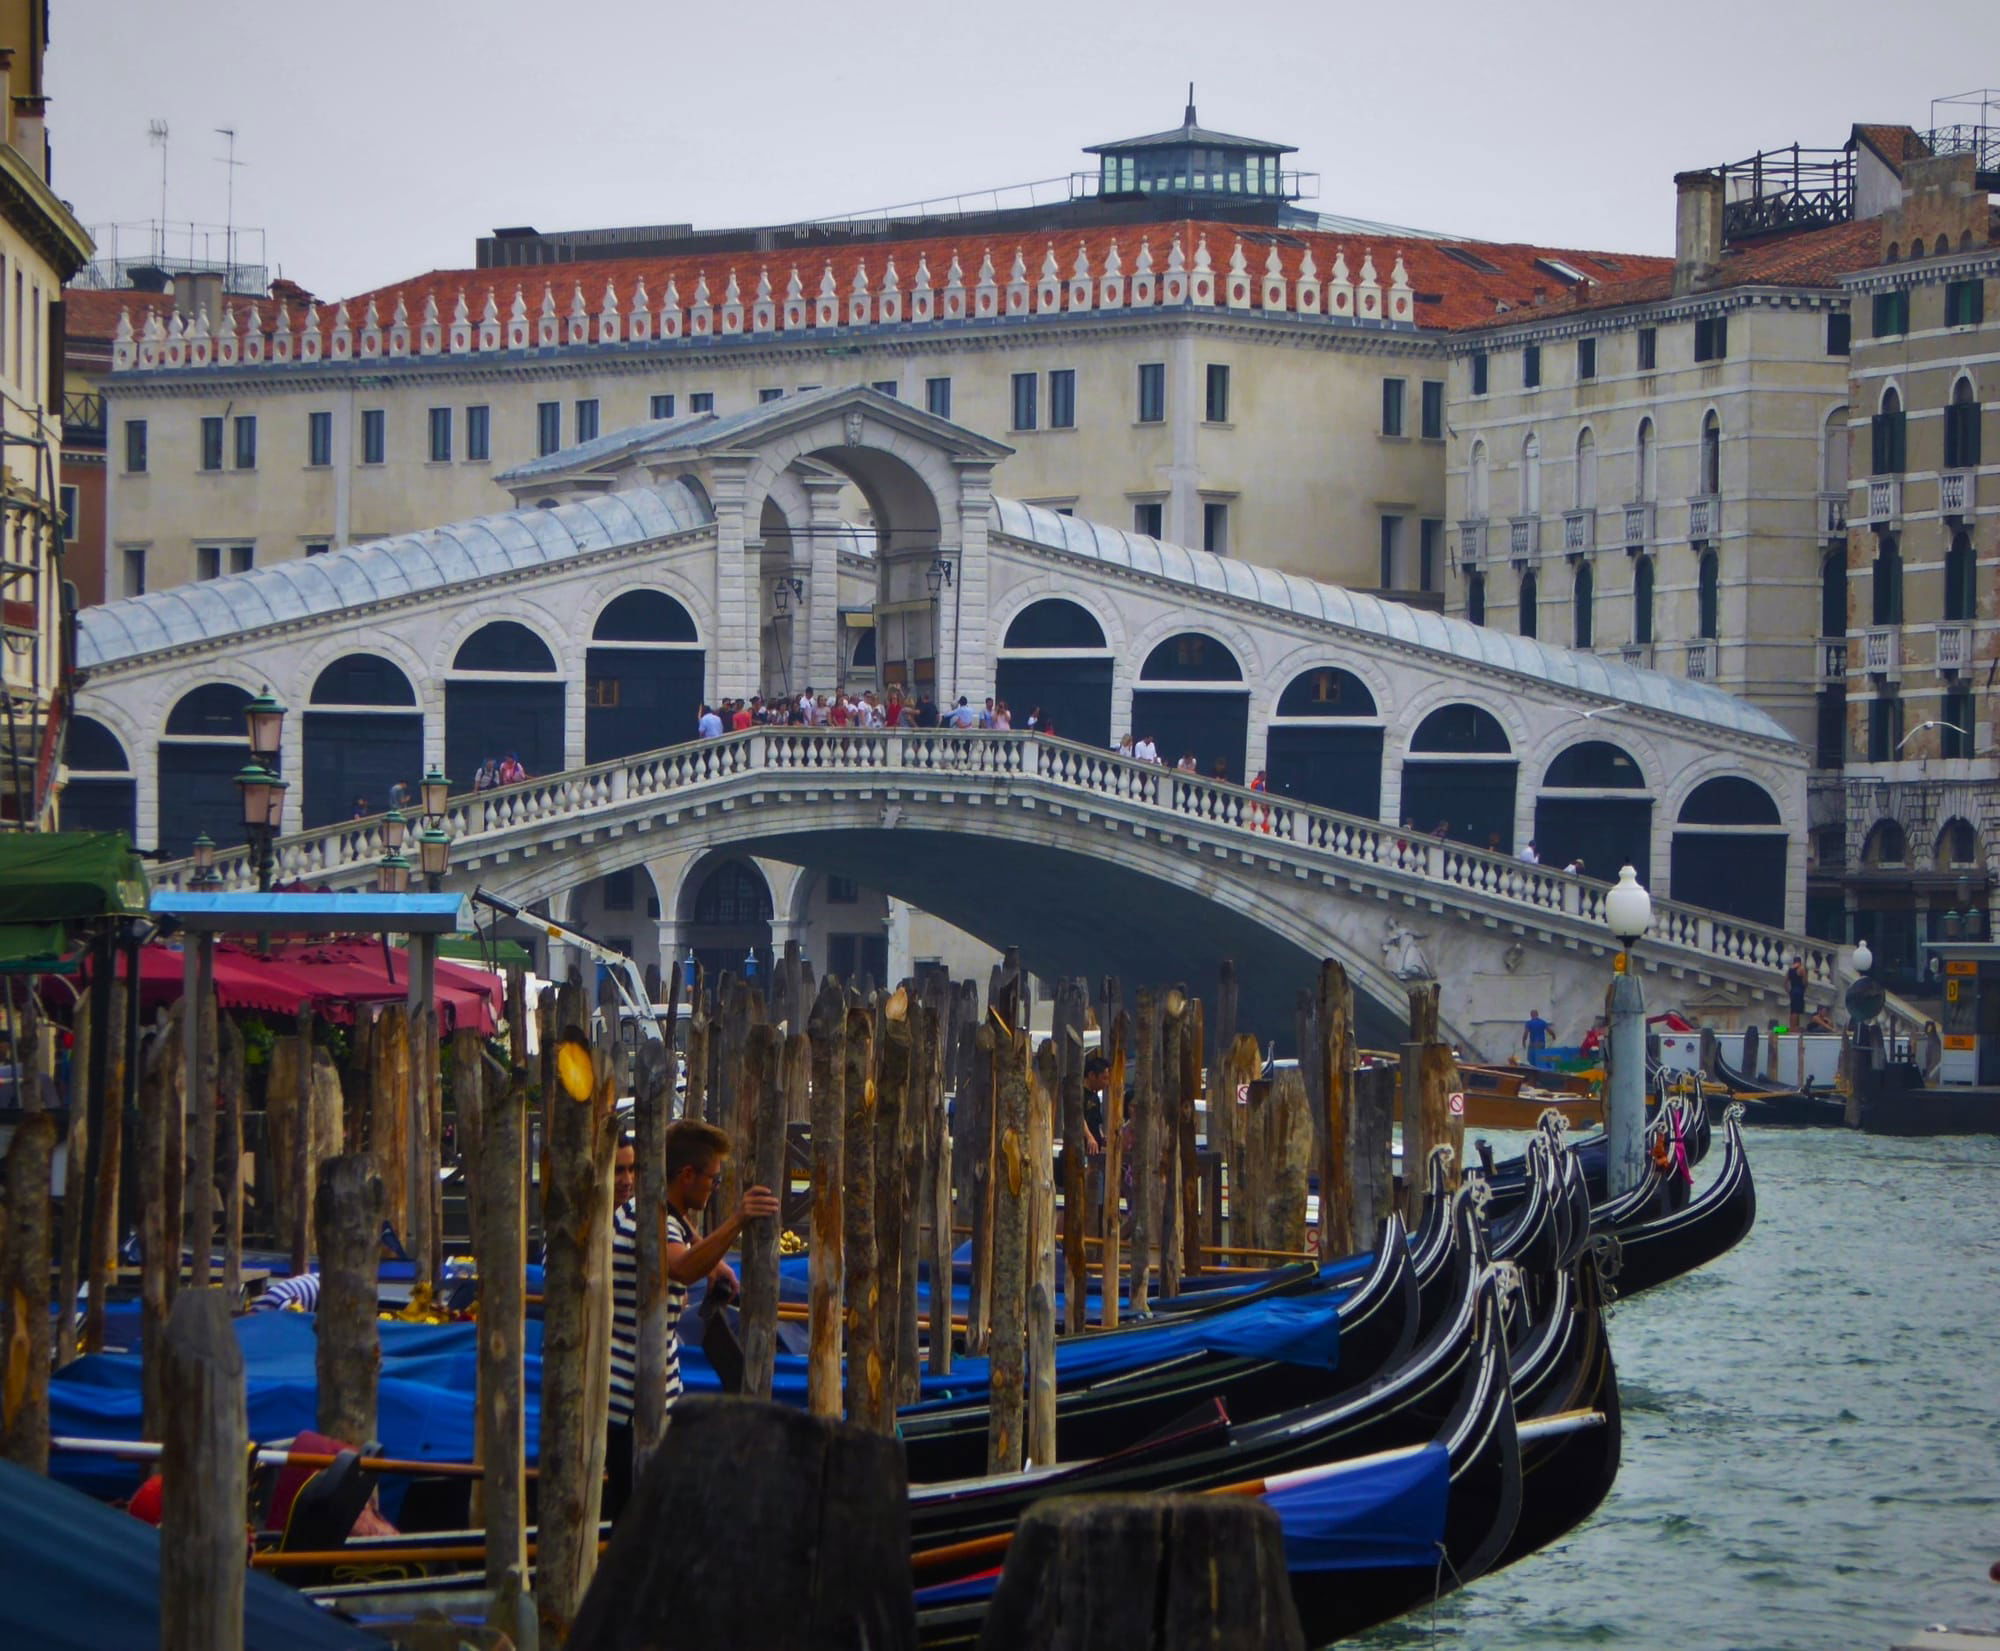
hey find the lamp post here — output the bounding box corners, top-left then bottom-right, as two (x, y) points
(233, 761), (288, 894)
(375, 852), (412, 895)
(189, 832), (221, 892)
(414, 766), (453, 892)
(1602, 864), (1654, 1198)
(925, 557), (954, 700)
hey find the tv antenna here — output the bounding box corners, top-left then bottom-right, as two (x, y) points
(215, 126), (245, 290)
(147, 119), (168, 260)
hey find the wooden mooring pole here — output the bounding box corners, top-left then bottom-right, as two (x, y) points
(160, 1289), (246, 1651)
(987, 1025), (1030, 1474)
(739, 1023), (785, 1401)
(842, 998), (883, 1430)
(315, 1155), (382, 1445)
(474, 1022), (529, 1604)
(0, 1108), (55, 1469)
(806, 976), (846, 1418)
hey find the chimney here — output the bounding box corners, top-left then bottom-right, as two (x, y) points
(173, 270), (224, 327)
(1673, 169), (1724, 296)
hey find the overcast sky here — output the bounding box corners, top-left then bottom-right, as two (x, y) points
(45, 0), (2000, 302)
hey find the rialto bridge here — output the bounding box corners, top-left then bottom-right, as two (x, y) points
(68, 386), (1823, 1055)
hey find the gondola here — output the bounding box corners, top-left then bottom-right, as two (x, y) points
(1704, 1056), (1850, 1127)
(1590, 1108), (1755, 1298)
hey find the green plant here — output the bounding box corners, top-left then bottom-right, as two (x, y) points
(239, 1016), (277, 1069)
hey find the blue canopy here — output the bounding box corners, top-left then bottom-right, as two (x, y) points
(0, 1457), (377, 1651)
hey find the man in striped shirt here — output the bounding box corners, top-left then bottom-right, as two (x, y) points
(606, 1119), (779, 1518)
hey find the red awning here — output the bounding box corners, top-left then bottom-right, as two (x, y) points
(117, 943), (501, 1035)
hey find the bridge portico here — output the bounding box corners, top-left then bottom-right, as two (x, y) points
(70, 384), (1820, 1049)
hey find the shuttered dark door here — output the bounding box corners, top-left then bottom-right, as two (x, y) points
(995, 658), (1113, 748)
(585, 647), (706, 764)
(1264, 726), (1385, 818)
(1533, 797), (1652, 883)
(59, 778), (137, 837)
(1671, 832), (1786, 928)
(303, 712), (424, 828)
(446, 681), (566, 785)
(1128, 690), (1250, 782)
(1398, 761), (1518, 851)
(156, 745), (250, 860)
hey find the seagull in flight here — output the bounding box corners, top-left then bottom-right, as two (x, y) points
(1896, 719), (1969, 751)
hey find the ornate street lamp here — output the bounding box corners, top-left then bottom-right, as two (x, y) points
(375, 852), (413, 895)
(418, 825), (451, 892)
(420, 766), (451, 821)
(382, 807), (409, 854)
(1603, 865), (1654, 954)
(1601, 865), (1654, 1199)
(234, 761), (287, 893)
(243, 685), (287, 763)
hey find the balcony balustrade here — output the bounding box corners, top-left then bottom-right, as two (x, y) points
(1866, 477), (1901, 527)
(1508, 515), (1540, 561)
(1562, 509), (1596, 555)
(1940, 470), (1973, 520)
(1862, 625), (1901, 677)
(1818, 491), (1847, 537)
(1687, 494), (1719, 542)
(1935, 623), (1970, 674)
(1622, 501), (1654, 547)
(1683, 639), (1718, 680)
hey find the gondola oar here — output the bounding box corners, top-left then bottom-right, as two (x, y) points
(51, 1434), (527, 1480)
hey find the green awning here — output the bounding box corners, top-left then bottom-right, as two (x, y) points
(0, 832), (150, 926)
(438, 935), (534, 971)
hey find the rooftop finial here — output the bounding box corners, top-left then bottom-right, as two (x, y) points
(1185, 82), (1196, 125)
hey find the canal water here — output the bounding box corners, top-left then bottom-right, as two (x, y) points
(1360, 1127), (2000, 1651)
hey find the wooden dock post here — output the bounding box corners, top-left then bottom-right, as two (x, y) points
(219, 1015), (245, 1308)
(81, 973), (126, 1354)
(1403, 983), (1445, 1226)
(1350, 1062), (1396, 1241)
(1158, 989), (1184, 1299)
(842, 999), (883, 1431)
(568, 1396), (915, 1651)
(1028, 1040), (1059, 1465)
(290, 1007), (318, 1279)
(315, 1154), (383, 1444)
(537, 982), (620, 1635)
(182, 948), (218, 1289)
(160, 1289), (246, 1651)
(987, 1027), (1030, 1473)
(1129, 986), (1157, 1318)
(0, 1109), (55, 1469)
(54, 973), (93, 1367)
(1315, 961), (1354, 1259)
(1056, 979), (1089, 1334)
(1176, 994), (1204, 1279)
(739, 1023), (786, 1401)
(922, 975), (953, 1377)
(1265, 1065), (1313, 1254)
(139, 1006), (185, 1440)
(874, 987), (914, 1416)
(1218, 1032), (1260, 1249)
(474, 1057), (529, 1601)
(806, 976), (847, 1418)
(1100, 1004), (1128, 1329)
(975, 1493), (1305, 1651)
(897, 990), (928, 1401)
(368, 1005), (411, 1251)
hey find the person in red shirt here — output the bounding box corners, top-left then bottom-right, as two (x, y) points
(730, 700), (753, 732)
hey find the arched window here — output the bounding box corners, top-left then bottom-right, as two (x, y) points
(1697, 550), (1719, 640)
(1872, 385), (1906, 474)
(1520, 432), (1541, 516)
(1861, 818), (1907, 866)
(1573, 563), (1593, 648)
(1275, 668), (1377, 718)
(1574, 428), (1597, 511)
(1633, 555), (1655, 645)
(1822, 405), (1849, 494)
(1140, 632), (1241, 681)
(1872, 535), (1903, 625)
(1699, 410), (1721, 496)
(455, 621), (558, 672)
(1936, 818), (1979, 869)
(164, 682), (253, 736)
(1545, 740), (1645, 789)
(1821, 551), (1847, 638)
(1635, 417), (1656, 502)
(593, 589), (699, 643)
(1469, 441), (1489, 516)
(1519, 570), (1538, 639)
(60, 717), (136, 837)
(691, 859), (774, 925)
(1467, 572), (1486, 627)
(1945, 377), (1982, 470)
(1411, 704), (1511, 754)
(1945, 531), (1975, 622)
(310, 653), (416, 706)
(1003, 599), (1106, 650)
(1680, 776), (1782, 825)
(66, 716), (130, 772)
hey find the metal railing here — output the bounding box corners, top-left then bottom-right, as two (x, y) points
(61, 391), (105, 441)
(151, 726), (1842, 992)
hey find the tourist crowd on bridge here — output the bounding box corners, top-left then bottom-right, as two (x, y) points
(696, 691), (1034, 734)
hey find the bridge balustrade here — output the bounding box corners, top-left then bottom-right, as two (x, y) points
(158, 726), (1837, 992)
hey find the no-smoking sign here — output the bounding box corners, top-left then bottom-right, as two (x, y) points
(1448, 1091), (1466, 1116)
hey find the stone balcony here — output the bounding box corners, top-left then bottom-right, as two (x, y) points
(1865, 477), (1901, 528)
(1818, 491), (1847, 538)
(1935, 622), (1971, 675)
(1683, 639), (1718, 680)
(1621, 501), (1654, 548)
(1862, 625), (1901, 678)
(1816, 638), (1847, 683)
(1561, 509), (1596, 557)
(1687, 494), (1719, 543)
(1940, 470), (1974, 521)
(1508, 515), (1540, 562)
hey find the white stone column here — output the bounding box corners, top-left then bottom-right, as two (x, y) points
(802, 470), (846, 696)
(1166, 329), (1200, 546)
(950, 461), (997, 705)
(884, 895), (912, 987)
(708, 459), (756, 703)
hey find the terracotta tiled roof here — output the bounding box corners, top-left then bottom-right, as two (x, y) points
(1455, 217), (1885, 333)
(325, 219), (1665, 339)
(64, 285), (311, 344)
(1851, 124), (1931, 171)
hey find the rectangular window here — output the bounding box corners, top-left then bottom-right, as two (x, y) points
(1636, 327), (1657, 371)
(1205, 363), (1231, 423)
(1693, 316), (1729, 361)
(1522, 345), (1542, 389)
(233, 415), (256, 469)
(1945, 395), (1983, 470)
(1945, 279), (1985, 328)
(1577, 337), (1597, 380)
(575, 398), (600, 441)
(1137, 362), (1165, 423)
(1381, 377), (1407, 436)
(1826, 312), (1851, 356)
(826, 874), (860, 905)
(307, 410), (332, 467)
(870, 379), (899, 399)
(466, 404), (490, 461)
(925, 377), (952, 419)
(1379, 514), (1403, 588)
(1011, 371), (1037, 431)
(428, 406), (452, 462)
(1867, 695), (1903, 763)
(361, 409), (386, 465)
(536, 400), (560, 456)
(1470, 352), (1489, 395)
(1815, 690), (1846, 771)
(650, 393), (675, 421)
(689, 391), (714, 413)
(1048, 369), (1076, 429)
(1419, 518), (1442, 592)
(758, 387), (784, 404)
(1871, 290), (1909, 338)
(229, 544), (253, 574)
(124, 418), (148, 474)
(196, 544), (221, 580)
(58, 483), (78, 542)
(200, 416), (223, 471)
(1420, 380), (1444, 440)
(1202, 501), (1229, 556)
(121, 546), (146, 596)
(602, 868), (637, 911)
(1872, 407), (1907, 474)
(305, 542), (330, 557)
(1134, 500), (1164, 538)
(1943, 693), (1974, 758)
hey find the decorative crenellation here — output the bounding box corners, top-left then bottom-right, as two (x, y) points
(108, 235), (1423, 373)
